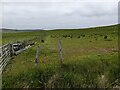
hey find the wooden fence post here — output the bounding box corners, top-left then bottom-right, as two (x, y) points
(35, 46), (40, 65)
(8, 44), (11, 57)
(58, 39), (63, 65)
(10, 44), (14, 57)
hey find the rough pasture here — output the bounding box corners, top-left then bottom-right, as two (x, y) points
(2, 24), (119, 88)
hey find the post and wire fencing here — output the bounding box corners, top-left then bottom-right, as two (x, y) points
(0, 37), (64, 73)
(58, 38), (63, 66)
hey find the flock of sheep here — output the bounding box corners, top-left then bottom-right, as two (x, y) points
(50, 34), (108, 39)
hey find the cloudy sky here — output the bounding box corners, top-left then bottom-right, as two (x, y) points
(1, 0), (119, 30)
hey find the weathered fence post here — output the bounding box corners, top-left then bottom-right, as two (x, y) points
(8, 44), (11, 57)
(35, 46), (40, 65)
(58, 39), (63, 65)
(10, 44), (14, 57)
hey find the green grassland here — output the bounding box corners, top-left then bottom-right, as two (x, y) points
(2, 25), (119, 88)
(2, 30), (45, 44)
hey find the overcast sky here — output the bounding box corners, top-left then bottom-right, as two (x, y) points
(1, 0), (119, 30)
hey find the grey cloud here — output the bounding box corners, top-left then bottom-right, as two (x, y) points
(64, 2), (118, 17)
(2, 0), (118, 29)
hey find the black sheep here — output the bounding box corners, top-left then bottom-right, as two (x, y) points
(64, 35), (67, 38)
(104, 36), (107, 39)
(83, 35), (85, 37)
(41, 40), (44, 43)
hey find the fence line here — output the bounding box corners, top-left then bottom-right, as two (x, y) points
(0, 38), (37, 73)
(35, 46), (40, 65)
(58, 39), (63, 65)
(0, 44), (11, 73)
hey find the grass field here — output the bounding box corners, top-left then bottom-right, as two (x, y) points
(2, 25), (119, 88)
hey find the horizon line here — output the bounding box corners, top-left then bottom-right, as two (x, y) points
(1, 23), (118, 31)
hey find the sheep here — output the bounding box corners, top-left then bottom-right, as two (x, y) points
(64, 35), (67, 38)
(41, 40), (44, 43)
(83, 35), (85, 37)
(70, 35), (73, 38)
(67, 35), (71, 37)
(104, 36), (107, 39)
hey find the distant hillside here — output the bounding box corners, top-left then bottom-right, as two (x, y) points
(1, 28), (44, 32)
(1, 24), (119, 32)
(50, 24), (118, 31)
